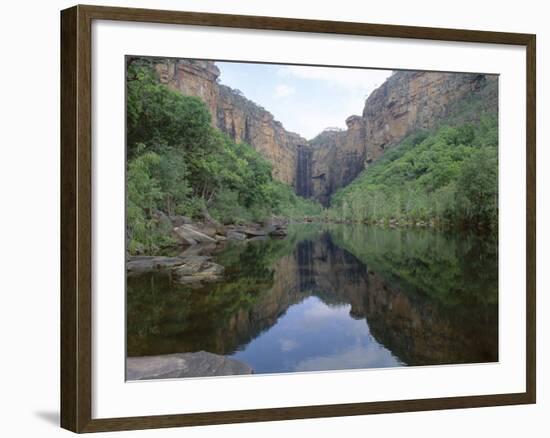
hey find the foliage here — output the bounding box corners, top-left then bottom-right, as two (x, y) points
(328, 224), (498, 307)
(126, 62), (321, 254)
(327, 115), (498, 230)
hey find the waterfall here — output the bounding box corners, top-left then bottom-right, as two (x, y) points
(295, 145), (313, 197)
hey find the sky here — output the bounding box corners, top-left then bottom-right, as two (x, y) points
(216, 61), (392, 140)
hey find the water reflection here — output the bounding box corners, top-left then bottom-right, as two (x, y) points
(127, 224), (498, 374)
(232, 296), (402, 373)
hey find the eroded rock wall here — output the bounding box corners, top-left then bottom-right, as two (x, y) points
(363, 71), (497, 163)
(306, 71), (497, 205)
(308, 115), (366, 205)
(152, 58), (497, 204)
(154, 59), (306, 186)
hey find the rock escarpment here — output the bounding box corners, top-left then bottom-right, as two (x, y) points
(362, 71), (498, 164)
(306, 115), (366, 205)
(154, 59), (305, 186)
(306, 71), (498, 205)
(152, 58), (497, 205)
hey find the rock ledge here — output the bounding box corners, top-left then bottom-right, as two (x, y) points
(127, 351), (253, 380)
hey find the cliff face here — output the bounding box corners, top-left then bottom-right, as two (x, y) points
(154, 59), (306, 186)
(153, 59), (497, 205)
(216, 85), (305, 185)
(306, 115), (366, 205)
(304, 71), (497, 205)
(363, 71), (497, 164)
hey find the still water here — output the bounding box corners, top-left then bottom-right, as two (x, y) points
(127, 224), (498, 374)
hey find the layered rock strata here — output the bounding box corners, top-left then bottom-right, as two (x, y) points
(154, 59), (305, 186)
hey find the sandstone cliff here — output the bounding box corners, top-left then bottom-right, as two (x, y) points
(304, 115), (366, 205)
(154, 59), (306, 186)
(363, 71), (498, 164)
(152, 58), (497, 205)
(305, 71), (498, 205)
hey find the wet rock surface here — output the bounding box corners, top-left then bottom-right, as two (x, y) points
(172, 256), (225, 284)
(128, 217), (288, 282)
(127, 351), (253, 380)
(173, 224), (217, 246)
(126, 256), (187, 273)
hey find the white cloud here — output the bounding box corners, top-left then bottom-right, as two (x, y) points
(294, 344), (403, 372)
(278, 65), (391, 94)
(278, 338), (299, 352)
(274, 84), (295, 98)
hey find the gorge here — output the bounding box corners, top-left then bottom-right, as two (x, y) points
(126, 59), (500, 377)
(151, 58), (497, 206)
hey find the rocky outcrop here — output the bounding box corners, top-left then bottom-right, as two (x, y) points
(304, 72), (497, 204)
(126, 256), (187, 274)
(363, 71), (498, 164)
(172, 257), (225, 284)
(126, 351), (253, 380)
(217, 85), (306, 184)
(126, 254), (225, 284)
(154, 58), (306, 186)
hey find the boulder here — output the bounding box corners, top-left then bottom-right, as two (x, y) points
(172, 256), (210, 275)
(226, 231), (247, 241)
(172, 257), (224, 284)
(126, 351), (253, 380)
(126, 256), (186, 273)
(189, 223), (221, 237)
(173, 224), (217, 246)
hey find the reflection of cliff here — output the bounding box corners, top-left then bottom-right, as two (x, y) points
(363, 270), (498, 365)
(219, 254), (308, 353)
(217, 232), (497, 366)
(128, 231), (497, 366)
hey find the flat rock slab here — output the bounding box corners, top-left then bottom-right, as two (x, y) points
(126, 351), (253, 380)
(174, 225), (217, 246)
(126, 256), (186, 273)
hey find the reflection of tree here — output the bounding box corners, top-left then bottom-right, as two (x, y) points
(330, 225), (498, 307)
(127, 225), (498, 367)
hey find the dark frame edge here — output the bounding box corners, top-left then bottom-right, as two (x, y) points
(60, 5), (79, 433)
(61, 4), (93, 433)
(525, 34), (536, 404)
(81, 392), (532, 433)
(60, 4), (537, 433)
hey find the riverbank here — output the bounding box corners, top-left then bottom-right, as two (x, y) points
(127, 214), (290, 283)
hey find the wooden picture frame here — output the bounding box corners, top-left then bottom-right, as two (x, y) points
(61, 4), (536, 433)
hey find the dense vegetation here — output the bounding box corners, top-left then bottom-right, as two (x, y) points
(126, 62), (321, 254)
(326, 115), (498, 230)
(126, 59), (498, 255)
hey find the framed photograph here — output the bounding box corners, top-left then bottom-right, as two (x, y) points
(60, 4), (536, 433)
